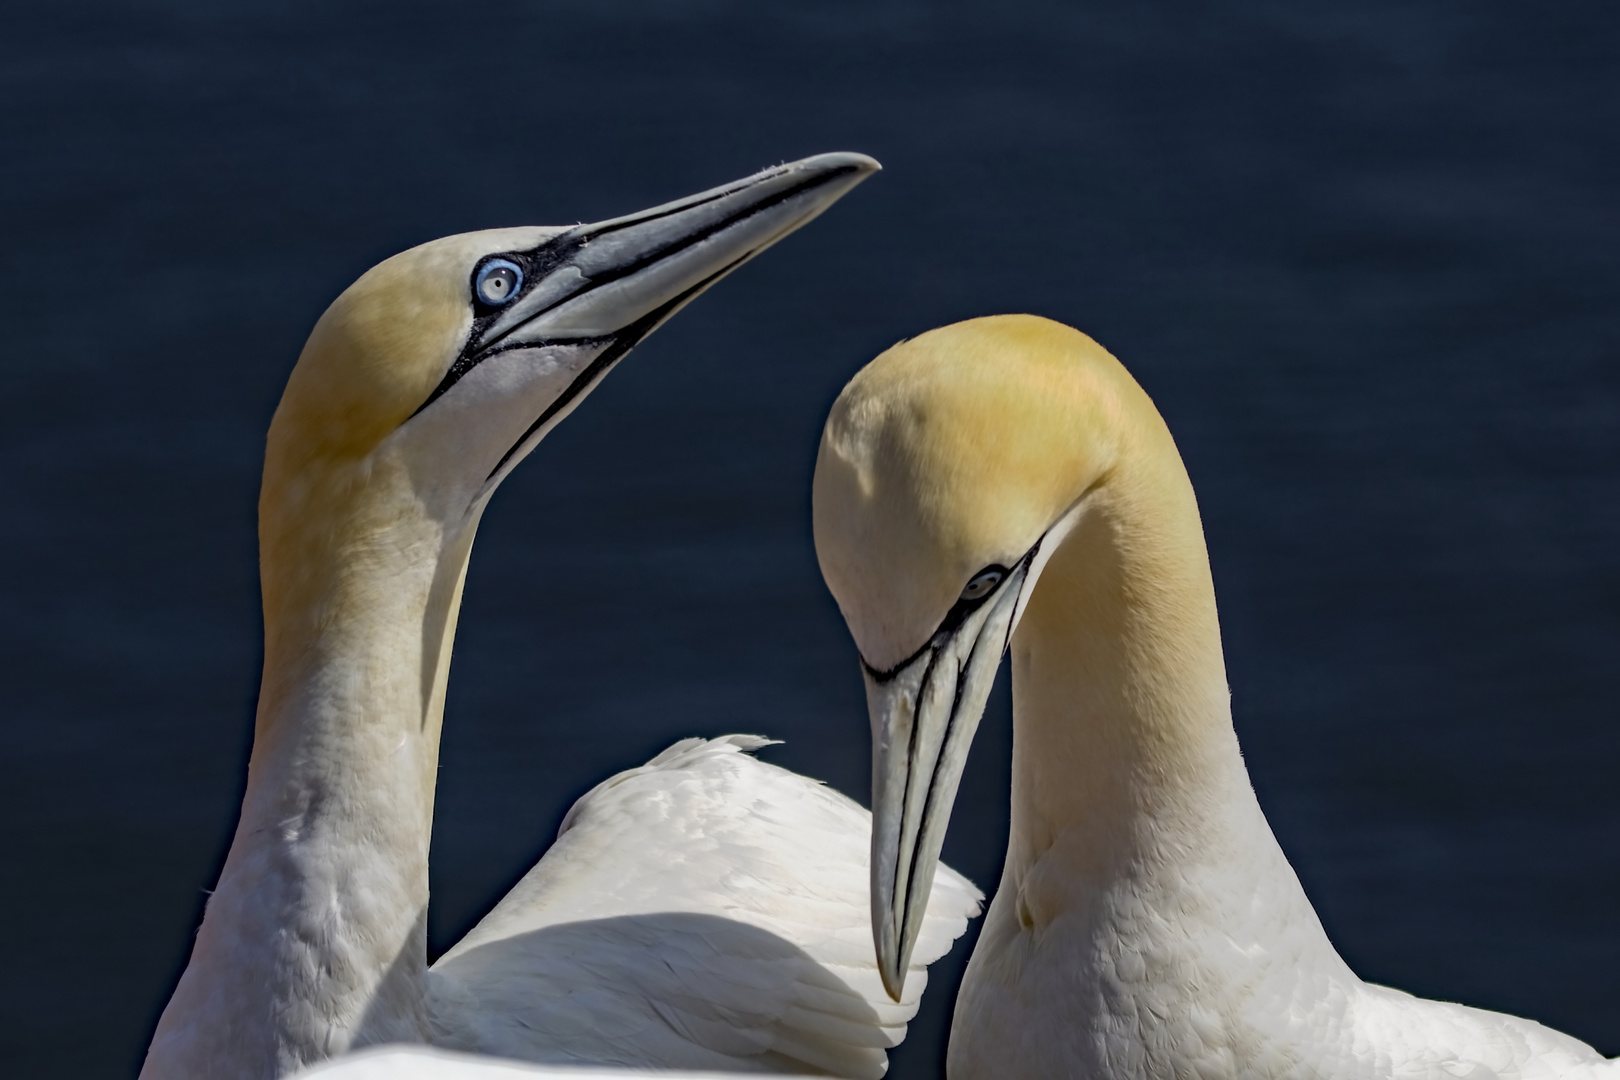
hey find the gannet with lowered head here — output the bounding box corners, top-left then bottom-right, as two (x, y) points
(812, 315), (1618, 1079)
(142, 155), (981, 1080)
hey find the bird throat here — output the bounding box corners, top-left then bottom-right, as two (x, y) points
(1001, 461), (1248, 907)
(142, 461), (478, 1078)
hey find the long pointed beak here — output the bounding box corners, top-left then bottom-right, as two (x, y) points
(867, 563), (1028, 1000)
(435, 151), (878, 484)
(477, 151), (879, 354)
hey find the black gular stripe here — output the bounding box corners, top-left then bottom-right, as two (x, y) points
(481, 252), (749, 482)
(861, 556), (1021, 685)
(860, 534), (1048, 685)
(473, 186), (745, 355)
(892, 643), (942, 944)
(897, 555), (1028, 946)
(410, 162), (862, 420)
(860, 539), (1043, 950)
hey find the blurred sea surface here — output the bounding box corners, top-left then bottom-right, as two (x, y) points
(1, 2), (1618, 1076)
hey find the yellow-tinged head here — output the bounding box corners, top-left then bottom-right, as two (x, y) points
(266, 152), (879, 528)
(813, 314), (1140, 672)
(812, 314), (1175, 1000)
(269, 227), (541, 471)
(253, 152), (879, 671)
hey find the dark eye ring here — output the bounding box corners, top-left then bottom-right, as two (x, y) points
(474, 258), (524, 306)
(960, 568), (1005, 602)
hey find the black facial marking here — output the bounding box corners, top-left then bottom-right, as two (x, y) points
(897, 604), (992, 954)
(876, 537), (1042, 961)
(408, 162), (861, 422)
(480, 252), (749, 482)
(862, 544), (1038, 685)
(409, 235), (583, 419)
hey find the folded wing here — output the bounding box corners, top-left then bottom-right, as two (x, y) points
(427, 736), (983, 1078)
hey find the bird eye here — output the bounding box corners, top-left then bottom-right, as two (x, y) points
(960, 569), (1005, 602)
(474, 258), (524, 305)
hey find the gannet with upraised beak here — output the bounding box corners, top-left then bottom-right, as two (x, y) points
(812, 315), (1617, 1079)
(141, 155), (981, 1080)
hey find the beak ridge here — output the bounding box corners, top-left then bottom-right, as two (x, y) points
(867, 565), (1026, 1000)
(481, 152), (879, 349)
(456, 152), (878, 486)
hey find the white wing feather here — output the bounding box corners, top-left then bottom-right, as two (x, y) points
(297, 1045), (819, 1079)
(424, 736), (982, 1078)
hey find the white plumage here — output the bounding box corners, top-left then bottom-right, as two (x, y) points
(425, 736), (979, 1077)
(812, 315), (1619, 1080)
(143, 155), (982, 1080)
(298, 1045), (804, 1079)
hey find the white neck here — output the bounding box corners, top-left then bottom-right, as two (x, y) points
(142, 453), (478, 1080)
(956, 425), (1354, 1076)
(1004, 461), (1251, 904)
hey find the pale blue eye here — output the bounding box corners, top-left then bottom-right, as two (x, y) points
(475, 258), (523, 305)
(960, 569), (1004, 602)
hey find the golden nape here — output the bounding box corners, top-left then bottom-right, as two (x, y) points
(813, 314), (1618, 1080)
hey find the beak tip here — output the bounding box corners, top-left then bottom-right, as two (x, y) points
(801, 150), (882, 179)
(874, 914), (908, 1001)
(880, 963), (906, 1003)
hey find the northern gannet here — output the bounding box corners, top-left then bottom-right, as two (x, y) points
(811, 315), (1617, 1079)
(141, 155), (981, 1080)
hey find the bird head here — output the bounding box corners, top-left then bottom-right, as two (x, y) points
(256, 153), (877, 639)
(812, 314), (1135, 999)
(268, 153), (878, 527)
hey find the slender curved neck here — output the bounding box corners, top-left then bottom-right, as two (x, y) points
(143, 448), (478, 1079)
(967, 391), (1360, 1080)
(1005, 420), (1251, 902)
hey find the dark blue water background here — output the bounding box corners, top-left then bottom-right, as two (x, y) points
(3, 3), (1618, 1076)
